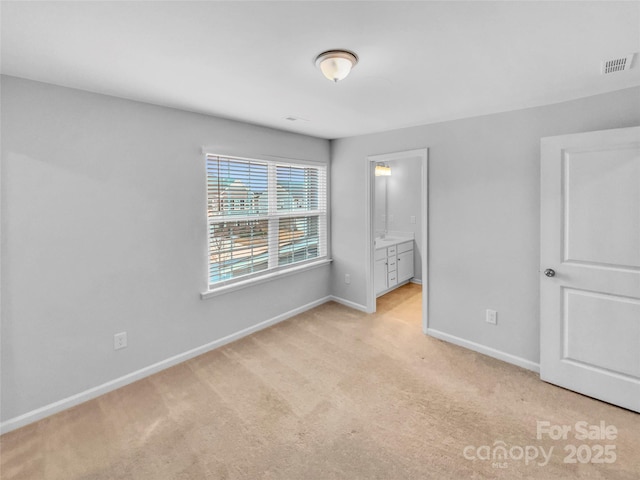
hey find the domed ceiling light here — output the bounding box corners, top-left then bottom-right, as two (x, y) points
(315, 50), (358, 83)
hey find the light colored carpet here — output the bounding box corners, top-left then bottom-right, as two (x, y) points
(2, 283), (639, 479)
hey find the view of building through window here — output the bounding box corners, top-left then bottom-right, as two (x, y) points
(206, 155), (327, 286)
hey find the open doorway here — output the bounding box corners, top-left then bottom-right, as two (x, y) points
(365, 149), (428, 333)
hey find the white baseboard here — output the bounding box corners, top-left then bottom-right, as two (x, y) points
(426, 328), (540, 373)
(329, 295), (369, 313)
(0, 296), (332, 435)
(410, 278), (422, 285)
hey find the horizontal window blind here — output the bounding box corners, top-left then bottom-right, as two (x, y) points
(206, 154), (327, 287)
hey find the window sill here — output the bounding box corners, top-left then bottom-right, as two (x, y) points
(200, 258), (332, 300)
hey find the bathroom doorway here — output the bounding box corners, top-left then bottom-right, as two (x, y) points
(365, 149), (428, 333)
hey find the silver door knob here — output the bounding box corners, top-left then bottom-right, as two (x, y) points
(544, 268), (555, 277)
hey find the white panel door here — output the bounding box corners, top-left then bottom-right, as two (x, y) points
(540, 126), (640, 412)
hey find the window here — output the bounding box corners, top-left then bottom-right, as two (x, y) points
(206, 154), (327, 289)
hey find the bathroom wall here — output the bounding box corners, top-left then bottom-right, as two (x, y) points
(374, 173), (386, 237)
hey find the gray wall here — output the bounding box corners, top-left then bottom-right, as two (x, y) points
(0, 76), (331, 422)
(331, 87), (640, 364)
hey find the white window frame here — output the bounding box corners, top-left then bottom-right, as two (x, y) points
(201, 153), (330, 299)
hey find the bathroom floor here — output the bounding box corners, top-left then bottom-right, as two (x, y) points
(375, 281), (422, 328)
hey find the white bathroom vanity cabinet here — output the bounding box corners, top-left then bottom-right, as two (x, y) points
(374, 239), (414, 296)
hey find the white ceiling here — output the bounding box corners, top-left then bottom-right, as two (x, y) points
(2, 1), (639, 139)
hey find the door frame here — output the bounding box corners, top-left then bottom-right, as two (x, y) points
(365, 148), (429, 333)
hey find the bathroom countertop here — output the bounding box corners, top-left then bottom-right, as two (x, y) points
(375, 235), (414, 249)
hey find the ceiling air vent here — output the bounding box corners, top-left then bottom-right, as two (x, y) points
(601, 54), (635, 74)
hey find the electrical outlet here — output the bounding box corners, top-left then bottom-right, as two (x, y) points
(410, 215), (416, 224)
(486, 309), (497, 325)
(345, 273), (351, 285)
(114, 332), (128, 350)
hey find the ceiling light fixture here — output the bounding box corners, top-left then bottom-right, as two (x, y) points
(315, 50), (358, 83)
